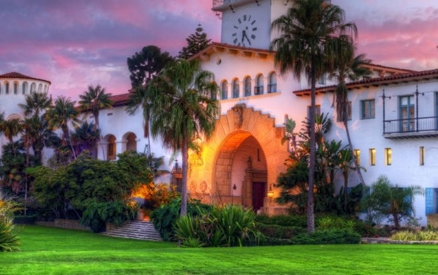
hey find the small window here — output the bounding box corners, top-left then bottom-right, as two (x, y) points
(362, 99), (375, 119)
(22, 82), (28, 94)
(13, 82), (18, 95)
(30, 83), (36, 94)
(232, 79), (239, 98)
(369, 148), (376, 166)
(353, 149), (361, 166)
(38, 83), (42, 92)
(420, 146), (425, 166)
(254, 74), (264, 95)
(5, 82), (9, 94)
(221, 81), (228, 100)
(244, 76), (251, 97)
(385, 148), (392, 166)
(318, 74), (326, 85)
(268, 72), (277, 93)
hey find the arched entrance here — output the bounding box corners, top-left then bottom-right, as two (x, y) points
(214, 132), (267, 211)
(188, 104), (290, 215)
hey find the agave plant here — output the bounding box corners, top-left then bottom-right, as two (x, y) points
(0, 197), (22, 252)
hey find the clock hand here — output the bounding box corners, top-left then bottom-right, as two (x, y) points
(243, 32), (251, 45)
(241, 30), (245, 44)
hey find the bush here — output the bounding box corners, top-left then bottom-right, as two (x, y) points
(150, 198), (211, 241)
(13, 215), (37, 224)
(0, 197), (22, 252)
(80, 200), (139, 233)
(257, 224), (305, 239)
(255, 215), (307, 228)
(174, 204), (260, 247)
(353, 220), (378, 237)
(292, 229), (361, 245)
(390, 230), (438, 241)
(317, 216), (354, 231)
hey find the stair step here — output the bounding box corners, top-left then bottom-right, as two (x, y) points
(101, 221), (163, 241)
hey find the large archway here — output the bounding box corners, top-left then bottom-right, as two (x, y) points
(188, 104), (289, 214)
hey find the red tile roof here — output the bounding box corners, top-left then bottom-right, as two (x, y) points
(110, 93), (131, 107)
(0, 72), (51, 84)
(294, 69), (438, 96)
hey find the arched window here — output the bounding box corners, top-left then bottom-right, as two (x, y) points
(268, 72), (277, 93)
(14, 82), (18, 95)
(255, 74), (264, 95)
(232, 78), (239, 98)
(0, 83), (2, 94)
(44, 85), (48, 93)
(22, 82), (28, 94)
(107, 135), (117, 160)
(5, 82), (9, 94)
(244, 76), (251, 96)
(30, 83), (36, 93)
(221, 81), (228, 99)
(38, 83), (42, 92)
(126, 133), (137, 152)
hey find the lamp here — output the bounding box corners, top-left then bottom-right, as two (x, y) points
(267, 184), (274, 201)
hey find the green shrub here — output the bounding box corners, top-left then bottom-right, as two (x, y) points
(257, 224), (305, 239)
(292, 229), (361, 245)
(174, 204), (260, 247)
(80, 200), (138, 233)
(150, 198), (211, 241)
(352, 220), (378, 237)
(255, 214), (307, 228)
(390, 230), (438, 241)
(0, 197), (22, 252)
(317, 216), (355, 231)
(13, 215), (37, 224)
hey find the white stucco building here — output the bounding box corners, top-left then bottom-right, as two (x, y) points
(2, 0), (438, 226)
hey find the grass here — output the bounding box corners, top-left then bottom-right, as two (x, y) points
(1, 225), (438, 275)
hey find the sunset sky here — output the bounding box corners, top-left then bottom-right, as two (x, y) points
(1, 0), (438, 100)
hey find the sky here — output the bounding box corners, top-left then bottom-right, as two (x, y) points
(1, 0), (438, 100)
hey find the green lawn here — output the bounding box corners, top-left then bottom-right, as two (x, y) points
(1, 225), (438, 275)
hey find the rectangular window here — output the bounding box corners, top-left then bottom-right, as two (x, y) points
(369, 148), (376, 166)
(353, 149), (361, 166)
(420, 146), (425, 166)
(317, 74), (326, 85)
(385, 148), (392, 166)
(362, 99), (375, 119)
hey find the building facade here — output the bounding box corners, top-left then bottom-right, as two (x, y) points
(1, 0), (438, 225)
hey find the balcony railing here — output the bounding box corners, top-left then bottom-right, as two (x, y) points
(383, 116), (438, 138)
(254, 86), (264, 95)
(267, 84), (277, 93)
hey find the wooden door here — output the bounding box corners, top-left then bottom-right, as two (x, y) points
(252, 182), (266, 212)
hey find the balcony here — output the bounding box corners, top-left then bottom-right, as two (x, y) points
(383, 116), (438, 139)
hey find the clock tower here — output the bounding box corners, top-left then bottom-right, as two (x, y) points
(212, 0), (294, 50)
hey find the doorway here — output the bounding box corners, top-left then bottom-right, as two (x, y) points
(252, 182), (266, 212)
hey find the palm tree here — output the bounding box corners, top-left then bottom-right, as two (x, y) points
(71, 121), (99, 156)
(1, 118), (23, 155)
(18, 92), (51, 118)
(148, 59), (220, 216)
(46, 96), (79, 159)
(78, 85), (113, 159)
(333, 43), (372, 186)
(271, 0), (357, 232)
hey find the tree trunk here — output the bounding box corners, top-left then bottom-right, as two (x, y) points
(343, 171), (348, 212)
(343, 119), (366, 186)
(307, 63), (316, 234)
(180, 140), (189, 216)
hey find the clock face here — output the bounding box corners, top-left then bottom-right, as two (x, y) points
(231, 14), (258, 47)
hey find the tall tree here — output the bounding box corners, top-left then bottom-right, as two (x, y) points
(46, 96), (79, 159)
(127, 45), (173, 88)
(78, 85), (113, 158)
(148, 59), (220, 216)
(18, 92), (51, 118)
(71, 121), (100, 156)
(179, 24), (211, 59)
(0, 118), (23, 155)
(333, 42), (372, 186)
(271, 0), (357, 233)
